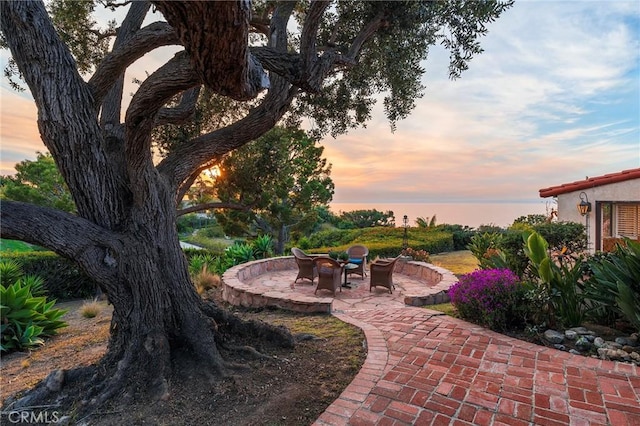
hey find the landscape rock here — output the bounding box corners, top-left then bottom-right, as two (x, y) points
(615, 337), (637, 347)
(575, 336), (592, 351)
(564, 330), (577, 340)
(568, 327), (594, 336)
(593, 337), (606, 348)
(544, 329), (565, 344)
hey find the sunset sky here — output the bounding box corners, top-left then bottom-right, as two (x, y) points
(1, 1), (639, 205)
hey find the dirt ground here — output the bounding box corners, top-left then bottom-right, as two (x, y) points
(1, 290), (366, 425)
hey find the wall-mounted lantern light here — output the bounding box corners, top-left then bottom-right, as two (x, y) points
(577, 191), (591, 216)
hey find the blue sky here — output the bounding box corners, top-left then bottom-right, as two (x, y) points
(1, 1), (639, 204)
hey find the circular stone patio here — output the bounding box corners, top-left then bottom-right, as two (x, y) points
(221, 256), (458, 313)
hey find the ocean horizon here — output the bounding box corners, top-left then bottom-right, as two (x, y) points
(329, 201), (554, 229)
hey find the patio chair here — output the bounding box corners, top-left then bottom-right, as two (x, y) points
(291, 247), (318, 284)
(369, 256), (401, 294)
(313, 257), (343, 295)
(346, 244), (369, 280)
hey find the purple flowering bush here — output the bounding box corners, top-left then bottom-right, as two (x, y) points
(448, 268), (522, 331)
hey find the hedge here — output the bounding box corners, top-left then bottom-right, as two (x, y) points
(1, 251), (98, 301)
(307, 230), (454, 259)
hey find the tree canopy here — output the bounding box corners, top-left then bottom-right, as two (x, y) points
(0, 152), (75, 213)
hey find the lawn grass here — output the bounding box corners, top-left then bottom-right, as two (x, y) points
(0, 239), (34, 253)
(426, 250), (478, 317)
(429, 250), (478, 276)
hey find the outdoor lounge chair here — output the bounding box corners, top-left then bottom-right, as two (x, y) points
(346, 244), (369, 279)
(313, 257), (343, 295)
(369, 256), (400, 294)
(291, 247), (318, 284)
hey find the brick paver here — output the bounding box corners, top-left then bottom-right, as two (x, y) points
(315, 308), (639, 425)
(246, 268), (640, 425)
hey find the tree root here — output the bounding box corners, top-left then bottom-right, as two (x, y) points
(222, 344), (274, 360)
(201, 301), (295, 348)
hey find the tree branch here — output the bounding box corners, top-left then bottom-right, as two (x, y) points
(155, 87), (201, 126)
(124, 51), (200, 182)
(157, 1), (298, 191)
(1, 200), (122, 287)
(152, 0), (268, 101)
(89, 21), (180, 105)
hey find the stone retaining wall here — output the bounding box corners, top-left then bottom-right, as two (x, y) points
(395, 260), (457, 306)
(221, 256), (458, 312)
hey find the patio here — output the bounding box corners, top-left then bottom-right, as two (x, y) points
(221, 256), (458, 313)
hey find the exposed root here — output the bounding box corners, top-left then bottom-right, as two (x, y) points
(222, 344), (274, 360)
(201, 301), (295, 348)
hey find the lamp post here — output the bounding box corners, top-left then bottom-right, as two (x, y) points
(577, 192), (591, 250)
(402, 215), (409, 250)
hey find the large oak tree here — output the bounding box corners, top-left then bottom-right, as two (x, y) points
(0, 0), (512, 414)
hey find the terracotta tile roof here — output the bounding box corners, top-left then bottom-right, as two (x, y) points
(539, 168), (640, 198)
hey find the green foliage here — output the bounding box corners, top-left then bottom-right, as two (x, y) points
(534, 222), (586, 254)
(177, 214), (220, 236)
(224, 243), (256, 265)
(468, 232), (506, 270)
(512, 214), (548, 226)
(188, 253), (217, 276)
(415, 215), (437, 229)
(295, 1), (513, 137)
(252, 235), (274, 259)
(1, 252), (97, 300)
(469, 221), (587, 279)
(0, 259), (24, 286)
(0, 239), (37, 253)
(0, 263), (67, 352)
(524, 232), (589, 328)
(433, 224), (475, 250)
(585, 239), (640, 331)
(0, 152), (75, 213)
(215, 127), (334, 253)
(304, 227), (454, 260)
(47, 0), (113, 75)
(328, 250), (349, 261)
(337, 209), (395, 228)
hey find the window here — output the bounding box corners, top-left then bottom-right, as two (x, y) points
(616, 204), (640, 238)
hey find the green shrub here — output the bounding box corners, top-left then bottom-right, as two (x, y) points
(585, 239), (640, 331)
(1, 252), (97, 300)
(251, 234), (274, 259)
(0, 264), (68, 352)
(469, 221), (588, 280)
(524, 232), (589, 328)
(181, 234), (230, 253)
(434, 224), (476, 250)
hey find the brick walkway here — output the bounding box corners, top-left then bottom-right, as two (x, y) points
(241, 268), (640, 425)
(315, 306), (640, 425)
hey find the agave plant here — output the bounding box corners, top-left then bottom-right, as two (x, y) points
(225, 243), (256, 265)
(252, 234), (274, 259)
(0, 259), (23, 287)
(0, 263), (67, 352)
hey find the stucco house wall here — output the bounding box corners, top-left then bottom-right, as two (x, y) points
(540, 169), (640, 253)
